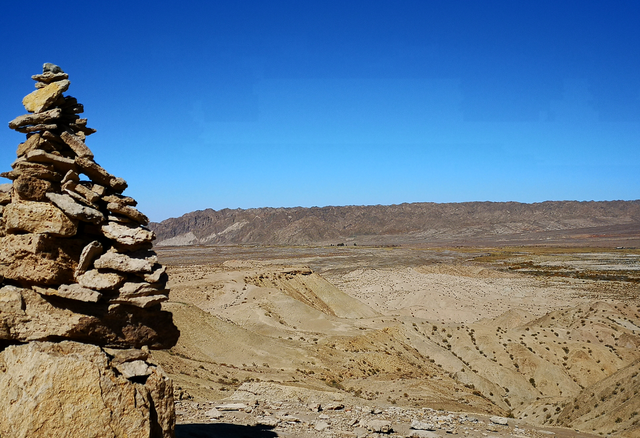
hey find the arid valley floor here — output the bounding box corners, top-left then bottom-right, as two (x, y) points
(152, 244), (640, 438)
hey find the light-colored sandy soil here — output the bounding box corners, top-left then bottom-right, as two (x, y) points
(154, 245), (640, 438)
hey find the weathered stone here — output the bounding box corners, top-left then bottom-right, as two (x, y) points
(0, 285), (178, 347)
(142, 265), (167, 284)
(75, 240), (104, 277)
(0, 234), (83, 285)
(107, 202), (149, 225)
(94, 251), (154, 273)
(76, 157), (128, 192)
(62, 180), (100, 203)
(31, 71), (69, 83)
(3, 200), (78, 236)
(61, 130), (94, 158)
(411, 420), (437, 431)
(71, 123), (97, 136)
(0, 191), (10, 205)
(119, 281), (167, 297)
(102, 221), (155, 246)
(364, 419), (392, 433)
(103, 194), (137, 206)
(314, 421), (330, 431)
(109, 294), (168, 309)
(12, 162), (63, 182)
(16, 133), (43, 157)
(105, 347), (149, 365)
(9, 108), (61, 130)
(216, 403), (250, 411)
(0, 341), (175, 438)
(41, 130), (67, 147)
(92, 183), (107, 196)
(62, 169), (80, 183)
(0, 285), (23, 316)
(46, 192), (105, 224)
(108, 214), (135, 224)
(14, 123), (58, 133)
(205, 408), (223, 419)
(115, 359), (152, 378)
(490, 416), (509, 426)
(63, 185), (100, 208)
(26, 149), (76, 172)
(12, 175), (57, 201)
(22, 79), (70, 113)
(43, 62), (64, 73)
(77, 269), (125, 291)
(35, 284), (102, 303)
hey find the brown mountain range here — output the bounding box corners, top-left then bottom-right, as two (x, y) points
(151, 200), (640, 247)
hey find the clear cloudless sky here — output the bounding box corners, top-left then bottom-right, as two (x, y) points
(1, 1), (639, 222)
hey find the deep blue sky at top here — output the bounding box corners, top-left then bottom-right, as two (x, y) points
(1, 1), (639, 222)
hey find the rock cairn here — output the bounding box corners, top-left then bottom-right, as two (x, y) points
(0, 64), (179, 438)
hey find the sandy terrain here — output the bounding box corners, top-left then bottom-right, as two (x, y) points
(154, 245), (640, 438)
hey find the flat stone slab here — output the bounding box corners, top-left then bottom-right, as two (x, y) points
(26, 149), (76, 173)
(46, 192), (104, 224)
(77, 269), (125, 291)
(35, 284), (102, 303)
(215, 403), (250, 412)
(490, 416), (509, 426)
(101, 221), (155, 247)
(22, 79), (70, 113)
(60, 131), (93, 158)
(94, 252), (154, 273)
(9, 108), (62, 130)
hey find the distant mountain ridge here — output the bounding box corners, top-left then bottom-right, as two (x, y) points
(150, 200), (640, 247)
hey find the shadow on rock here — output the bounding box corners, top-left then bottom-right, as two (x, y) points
(176, 423), (278, 438)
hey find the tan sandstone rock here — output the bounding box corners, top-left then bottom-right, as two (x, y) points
(61, 130), (94, 158)
(3, 200), (78, 236)
(0, 284), (178, 347)
(8, 108), (62, 130)
(77, 269), (125, 291)
(46, 192), (104, 224)
(22, 79), (70, 113)
(0, 234), (83, 285)
(94, 251), (155, 273)
(12, 175), (58, 201)
(101, 220), (155, 247)
(0, 341), (175, 438)
(35, 284), (102, 303)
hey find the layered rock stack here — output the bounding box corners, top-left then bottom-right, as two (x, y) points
(0, 64), (179, 438)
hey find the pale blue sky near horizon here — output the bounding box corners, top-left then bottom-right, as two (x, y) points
(1, 1), (639, 222)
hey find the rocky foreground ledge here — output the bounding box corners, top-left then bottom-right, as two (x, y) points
(0, 64), (178, 437)
(174, 382), (596, 437)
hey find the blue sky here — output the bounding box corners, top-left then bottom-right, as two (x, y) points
(1, 1), (639, 222)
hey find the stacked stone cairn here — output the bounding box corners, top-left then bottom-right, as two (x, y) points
(0, 64), (179, 438)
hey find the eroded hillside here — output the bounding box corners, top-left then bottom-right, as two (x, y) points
(154, 246), (640, 437)
(150, 200), (640, 247)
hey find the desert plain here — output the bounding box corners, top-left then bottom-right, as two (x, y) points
(150, 243), (640, 438)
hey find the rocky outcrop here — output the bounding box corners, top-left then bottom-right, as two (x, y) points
(0, 341), (174, 438)
(0, 63), (178, 437)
